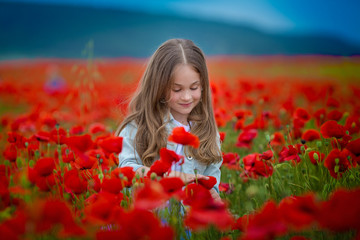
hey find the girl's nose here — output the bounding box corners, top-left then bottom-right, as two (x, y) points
(181, 90), (191, 100)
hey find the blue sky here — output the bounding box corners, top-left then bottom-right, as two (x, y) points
(7, 0), (360, 45)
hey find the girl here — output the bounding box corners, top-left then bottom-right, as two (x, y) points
(116, 39), (223, 201)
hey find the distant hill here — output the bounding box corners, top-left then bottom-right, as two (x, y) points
(1, 1), (360, 59)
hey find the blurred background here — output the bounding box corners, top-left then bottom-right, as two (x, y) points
(1, 0), (360, 59)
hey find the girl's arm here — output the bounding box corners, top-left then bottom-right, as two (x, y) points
(118, 123), (144, 173)
(203, 132), (223, 194)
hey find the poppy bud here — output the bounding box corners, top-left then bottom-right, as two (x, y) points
(334, 165), (339, 173)
(150, 172), (157, 180)
(316, 141), (322, 148)
(335, 158), (340, 165)
(301, 146), (306, 153)
(313, 153), (319, 161)
(246, 185), (258, 197)
(265, 134), (270, 142)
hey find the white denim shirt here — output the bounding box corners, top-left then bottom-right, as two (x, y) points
(118, 114), (223, 193)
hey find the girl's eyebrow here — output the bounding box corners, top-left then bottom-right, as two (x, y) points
(173, 81), (200, 86)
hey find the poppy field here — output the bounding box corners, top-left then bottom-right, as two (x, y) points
(1, 55), (360, 240)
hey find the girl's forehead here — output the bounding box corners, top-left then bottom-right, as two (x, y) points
(171, 64), (201, 81)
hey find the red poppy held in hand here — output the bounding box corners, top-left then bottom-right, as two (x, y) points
(197, 176), (217, 190)
(168, 127), (199, 148)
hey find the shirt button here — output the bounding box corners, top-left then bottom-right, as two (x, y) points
(188, 155), (193, 160)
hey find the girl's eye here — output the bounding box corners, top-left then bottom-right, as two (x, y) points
(190, 87), (198, 91)
(173, 89), (181, 92)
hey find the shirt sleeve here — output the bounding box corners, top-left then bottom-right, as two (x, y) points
(203, 133), (223, 193)
(118, 123), (143, 172)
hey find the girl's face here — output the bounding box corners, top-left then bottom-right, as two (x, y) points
(168, 64), (202, 124)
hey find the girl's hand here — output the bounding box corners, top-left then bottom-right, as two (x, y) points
(136, 166), (150, 178)
(209, 188), (221, 202)
(166, 171), (209, 184)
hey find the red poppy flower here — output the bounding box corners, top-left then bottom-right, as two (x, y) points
(242, 201), (287, 240)
(69, 125), (84, 135)
(314, 108), (327, 127)
(40, 114), (57, 129)
(101, 208), (174, 240)
(345, 138), (360, 158)
(183, 184), (234, 231)
(64, 169), (88, 194)
(35, 198), (85, 237)
(159, 177), (184, 198)
(327, 109), (343, 121)
(320, 120), (346, 139)
(159, 148), (182, 165)
(236, 129), (258, 149)
(219, 182), (232, 194)
(324, 149), (352, 179)
(222, 152), (240, 168)
(344, 115), (360, 135)
(73, 154), (98, 170)
(28, 168), (56, 192)
(326, 97), (340, 108)
(232, 215), (249, 232)
(98, 136), (123, 154)
(0, 181), (10, 210)
(278, 193), (319, 230)
(85, 192), (123, 225)
(317, 188), (360, 232)
(57, 147), (75, 163)
(294, 107), (311, 122)
(168, 126), (199, 148)
(0, 209), (27, 239)
(252, 160), (274, 177)
(301, 129), (321, 142)
(101, 177), (124, 194)
(7, 132), (26, 148)
(184, 200), (234, 231)
(308, 151), (325, 165)
(65, 134), (94, 152)
(278, 145), (301, 164)
(147, 159), (172, 178)
(34, 130), (51, 142)
(34, 157), (56, 177)
(270, 132), (285, 147)
(3, 144), (17, 162)
(89, 122), (106, 134)
(183, 183), (213, 206)
(260, 150), (273, 160)
(111, 166), (135, 187)
(134, 180), (169, 210)
(197, 176), (217, 190)
(234, 109), (252, 119)
(242, 152), (274, 179)
(50, 128), (67, 145)
(219, 132), (226, 142)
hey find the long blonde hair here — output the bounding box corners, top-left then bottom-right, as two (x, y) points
(116, 39), (221, 166)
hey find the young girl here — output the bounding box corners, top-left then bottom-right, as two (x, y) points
(116, 39), (223, 201)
